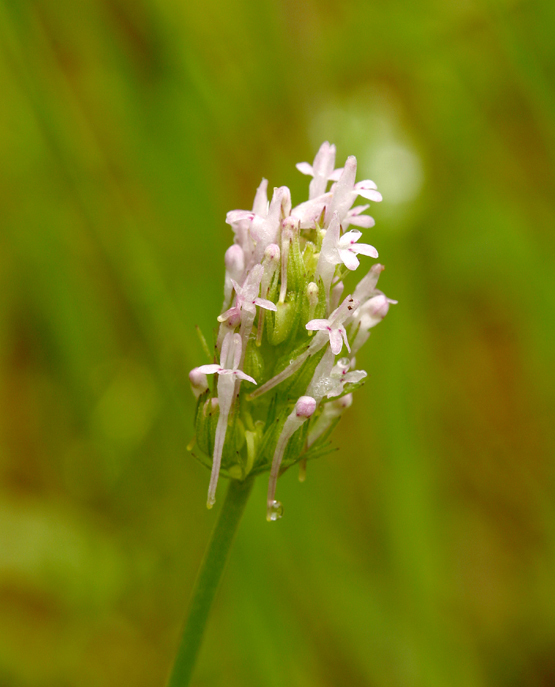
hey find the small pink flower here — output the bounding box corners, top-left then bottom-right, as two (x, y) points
(197, 332), (257, 385)
(337, 229), (379, 271)
(316, 214), (378, 295)
(218, 264), (277, 325)
(326, 358), (367, 398)
(325, 156), (382, 226)
(305, 294), (359, 355)
(296, 141), (343, 199)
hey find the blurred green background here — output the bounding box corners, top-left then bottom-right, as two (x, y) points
(1, 0), (554, 685)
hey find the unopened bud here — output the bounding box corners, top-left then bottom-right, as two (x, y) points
(225, 244), (245, 277)
(336, 393), (353, 410)
(361, 294), (391, 327)
(264, 243), (281, 264)
(295, 395), (317, 418)
(204, 397), (219, 416)
(189, 367), (209, 399)
(307, 282), (319, 308)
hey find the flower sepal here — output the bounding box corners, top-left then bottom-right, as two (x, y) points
(243, 338), (265, 384)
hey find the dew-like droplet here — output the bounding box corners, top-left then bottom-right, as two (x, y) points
(267, 500), (284, 521)
(338, 357), (351, 370)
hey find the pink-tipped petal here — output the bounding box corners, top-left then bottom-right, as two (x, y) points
(306, 319), (331, 331)
(196, 364), (222, 375)
(355, 179), (378, 191)
(295, 396), (317, 418)
(341, 229), (362, 243)
(338, 248), (360, 271)
(226, 210), (254, 224)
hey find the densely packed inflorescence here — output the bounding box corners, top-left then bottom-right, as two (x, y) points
(189, 142), (396, 520)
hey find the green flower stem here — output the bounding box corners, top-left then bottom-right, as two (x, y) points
(166, 476), (255, 687)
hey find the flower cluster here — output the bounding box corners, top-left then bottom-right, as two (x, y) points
(189, 142), (396, 520)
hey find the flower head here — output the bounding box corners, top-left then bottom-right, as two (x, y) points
(189, 143), (395, 515)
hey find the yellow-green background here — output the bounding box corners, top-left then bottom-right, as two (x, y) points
(1, 0), (554, 685)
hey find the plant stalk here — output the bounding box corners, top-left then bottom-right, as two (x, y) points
(166, 476), (255, 687)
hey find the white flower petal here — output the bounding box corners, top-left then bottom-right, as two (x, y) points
(349, 204), (370, 216)
(296, 162), (314, 176)
(226, 210), (254, 225)
(196, 364), (222, 375)
(306, 318), (331, 331)
(329, 329), (344, 355)
(326, 156), (357, 224)
(235, 371), (257, 384)
(338, 248), (360, 271)
(340, 327), (351, 353)
(252, 178), (269, 216)
(356, 189), (383, 202)
(344, 370), (367, 384)
(340, 229), (362, 245)
(291, 193), (331, 228)
(353, 242), (379, 258)
(346, 214), (375, 229)
(355, 179), (378, 191)
(254, 297), (277, 311)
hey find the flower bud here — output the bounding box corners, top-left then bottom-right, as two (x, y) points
(295, 396), (317, 418)
(337, 393), (353, 409)
(225, 244), (245, 276)
(307, 282), (319, 309)
(189, 367), (209, 399)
